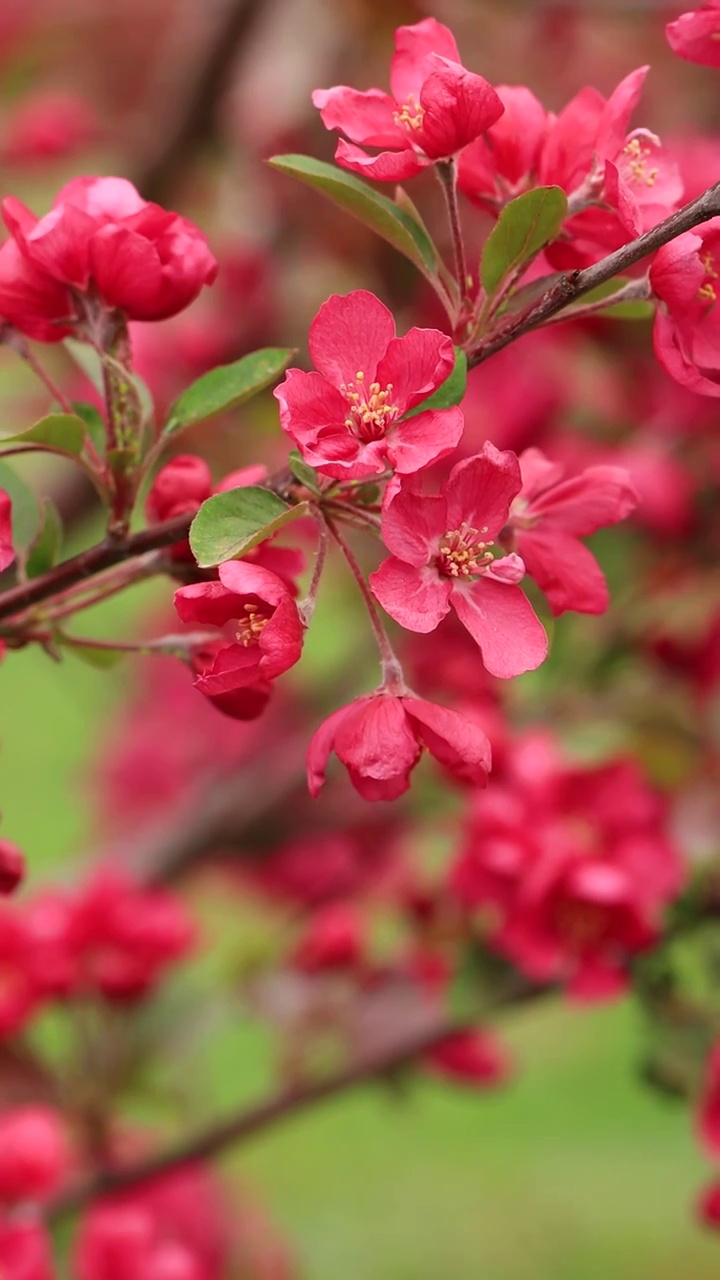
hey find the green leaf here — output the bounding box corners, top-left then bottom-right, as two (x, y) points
(64, 339), (105, 395)
(165, 349), (295, 437)
(568, 278), (654, 320)
(404, 348), (467, 419)
(59, 638), (126, 668)
(26, 499), (63, 578)
(481, 186), (568, 298)
(288, 451), (321, 494)
(189, 487), (308, 569)
(268, 155), (441, 283)
(71, 402), (106, 455)
(0, 462), (39, 550)
(2, 414), (86, 459)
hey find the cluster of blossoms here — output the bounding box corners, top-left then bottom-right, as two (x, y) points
(0, 3), (717, 1273)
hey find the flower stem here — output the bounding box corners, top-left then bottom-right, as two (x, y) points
(325, 515), (406, 692)
(436, 160), (470, 309)
(19, 343), (75, 414)
(299, 510), (329, 625)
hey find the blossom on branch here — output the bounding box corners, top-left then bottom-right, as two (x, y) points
(275, 290), (462, 479)
(370, 445), (548, 678)
(650, 224), (720, 396)
(307, 691), (492, 801)
(667, 2), (720, 67)
(313, 17), (503, 181)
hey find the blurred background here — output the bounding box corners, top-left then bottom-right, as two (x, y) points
(2, 0), (720, 1275)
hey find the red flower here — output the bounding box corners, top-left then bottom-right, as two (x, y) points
(0, 490), (14, 572)
(307, 691), (491, 801)
(458, 84), (549, 209)
(370, 445), (548, 678)
(698, 1042), (720, 1158)
(425, 1029), (511, 1088)
(292, 903), (364, 973)
(312, 18), (503, 182)
(0, 176), (217, 339)
(650, 225), (720, 396)
(667, 2), (720, 67)
(0, 1108), (71, 1205)
(146, 455), (212, 524)
(504, 448), (638, 615)
(0, 1219), (55, 1280)
(175, 562), (304, 720)
(274, 290), (462, 479)
(0, 90), (97, 165)
(0, 906), (43, 1035)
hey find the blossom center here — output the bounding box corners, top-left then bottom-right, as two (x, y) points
(437, 525), (494, 577)
(699, 250), (718, 305)
(394, 94), (425, 131)
(341, 370), (399, 442)
(622, 137), (658, 188)
(236, 603), (270, 646)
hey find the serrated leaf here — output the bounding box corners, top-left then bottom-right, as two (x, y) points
(404, 348), (467, 419)
(165, 349), (295, 437)
(0, 463), (39, 550)
(268, 155), (441, 283)
(2, 414), (86, 459)
(481, 186), (568, 298)
(288, 451), (321, 494)
(26, 499), (62, 578)
(189, 487), (308, 568)
(71, 401), (106, 454)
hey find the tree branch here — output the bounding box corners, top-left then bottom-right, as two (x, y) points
(468, 180), (720, 367)
(0, 513), (192, 624)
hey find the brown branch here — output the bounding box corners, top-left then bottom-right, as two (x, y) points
(134, 0), (265, 205)
(468, 180), (720, 368)
(0, 513), (192, 624)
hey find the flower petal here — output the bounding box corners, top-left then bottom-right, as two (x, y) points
(379, 484), (448, 565)
(370, 557), (451, 632)
(0, 491), (13, 572)
(390, 17), (461, 102)
(273, 368), (356, 462)
(419, 62), (504, 160)
(308, 289), (395, 388)
(217, 560), (292, 608)
(446, 443), (522, 537)
(174, 580), (238, 628)
(404, 697), (491, 785)
(451, 579), (548, 677)
(89, 224), (163, 316)
(312, 86), (406, 147)
(333, 139), (427, 182)
(389, 406), (464, 476)
(376, 327), (454, 414)
(527, 466), (638, 534)
(516, 529), (609, 616)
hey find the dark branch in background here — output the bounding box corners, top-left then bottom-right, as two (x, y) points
(469, 180), (720, 367)
(0, 513), (192, 624)
(133, 0), (265, 205)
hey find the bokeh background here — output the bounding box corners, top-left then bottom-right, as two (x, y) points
(1, 0), (720, 1275)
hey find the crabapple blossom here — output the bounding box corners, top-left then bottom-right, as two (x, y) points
(503, 448), (639, 615)
(425, 1030), (511, 1088)
(650, 224), (720, 395)
(313, 18), (503, 182)
(370, 445), (548, 678)
(0, 1107), (71, 1204)
(667, 1), (720, 66)
(0, 489), (13, 572)
(0, 1219), (55, 1280)
(274, 290), (462, 479)
(307, 691), (492, 801)
(457, 85), (549, 208)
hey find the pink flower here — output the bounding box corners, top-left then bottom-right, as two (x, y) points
(146, 455), (212, 524)
(0, 1108), (71, 1205)
(370, 445), (548, 678)
(0, 906), (43, 1035)
(307, 691), (492, 801)
(503, 448), (638, 615)
(175, 562), (304, 720)
(698, 1043), (720, 1158)
(650, 225), (720, 396)
(292, 903), (364, 973)
(0, 90), (97, 165)
(312, 18), (504, 182)
(0, 490), (14, 572)
(0, 1219), (55, 1280)
(667, 2), (720, 67)
(458, 85), (550, 208)
(425, 1029), (511, 1088)
(0, 176), (217, 339)
(274, 290), (462, 479)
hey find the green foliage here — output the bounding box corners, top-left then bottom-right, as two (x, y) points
(405, 348), (467, 419)
(164, 349), (295, 437)
(25, 499), (63, 578)
(481, 186), (568, 298)
(189, 486), (308, 568)
(0, 461), (39, 549)
(2, 413), (86, 460)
